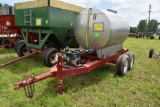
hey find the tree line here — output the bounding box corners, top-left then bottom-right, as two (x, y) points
(0, 2), (12, 7)
(130, 19), (159, 33)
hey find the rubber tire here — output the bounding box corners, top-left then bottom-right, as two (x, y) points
(117, 54), (129, 76)
(159, 36), (160, 40)
(126, 52), (135, 71)
(14, 40), (25, 52)
(0, 38), (3, 45)
(150, 36), (154, 39)
(1, 39), (14, 48)
(149, 48), (154, 58)
(17, 42), (28, 57)
(65, 46), (69, 52)
(42, 48), (58, 67)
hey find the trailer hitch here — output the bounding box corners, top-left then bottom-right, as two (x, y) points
(14, 75), (35, 98)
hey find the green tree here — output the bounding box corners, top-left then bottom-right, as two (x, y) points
(137, 19), (147, 32)
(130, 27), (137, 33)
(3, 4), (10, 7)
(0, 3), (12, 7)
(147, 19), (158, 33)
(0, 3), (3, 7)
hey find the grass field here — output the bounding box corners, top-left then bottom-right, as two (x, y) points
(0, 37), (160, 107)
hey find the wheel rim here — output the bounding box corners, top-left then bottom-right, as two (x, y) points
(124, 59), (128, 74)
(22, 47), (30, 55)
(50, 53), (57, 64)
(130, 56), (134, 68)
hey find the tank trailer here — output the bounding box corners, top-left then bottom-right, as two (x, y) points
(14, 7), (135, 98)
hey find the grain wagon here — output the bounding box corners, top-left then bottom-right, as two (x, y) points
(14, 0), (84, 67)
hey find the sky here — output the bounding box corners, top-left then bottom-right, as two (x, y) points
(1, 0), (160, 27)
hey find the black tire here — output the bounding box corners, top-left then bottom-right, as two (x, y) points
(126, 52), (135, 71)
(14, 39), (25, 52)
(1, 39), (14, 48)
(159, 36), (160, 40)
(149, 48), (154, 58)
(42, 48), (58, 67)
(17, 42), (30, 57)
(0, 38), (3, 45)
(150, 35), (154, 39)
(117, 54), (129, 76)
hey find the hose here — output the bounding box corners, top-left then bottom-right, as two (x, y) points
(85, 8), (92, 49)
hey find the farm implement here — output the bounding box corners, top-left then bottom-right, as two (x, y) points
(0, 0), (82, 68)
(0, 7), (22, 48)
(12, 0), (83, 67)
(134, 32), (154, 39)
(156, 28), (160, 40)
(12, 1), (135, 98)
(0, 0), (137, 98)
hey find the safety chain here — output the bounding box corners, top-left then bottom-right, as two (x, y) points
(23, 75), (35, 98)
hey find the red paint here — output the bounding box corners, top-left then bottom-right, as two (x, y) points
(57, 54), (63, 94)
(0, 15), (22, 48)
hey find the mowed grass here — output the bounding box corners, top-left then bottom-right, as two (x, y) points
(0, 37), (160, 107)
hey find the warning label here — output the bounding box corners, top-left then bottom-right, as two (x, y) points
(93, 23), (104, 31)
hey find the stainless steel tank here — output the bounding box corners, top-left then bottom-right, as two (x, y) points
(74, 8), (130, 50)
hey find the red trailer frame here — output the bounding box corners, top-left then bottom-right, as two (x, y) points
(14, 49), (129, 98)
(0, 15), (22, 48)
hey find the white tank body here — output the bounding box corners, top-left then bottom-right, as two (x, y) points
(74, 8), (130, 50)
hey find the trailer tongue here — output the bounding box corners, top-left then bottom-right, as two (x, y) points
(0, 52), (37, 68)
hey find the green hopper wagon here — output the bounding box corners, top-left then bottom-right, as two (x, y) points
(14, 0), (85, 67)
